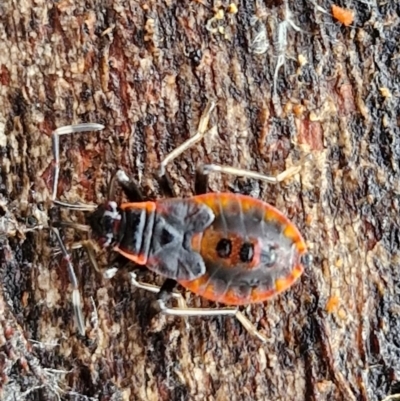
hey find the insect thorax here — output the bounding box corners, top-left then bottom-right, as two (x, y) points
(116, 199), (215, 281)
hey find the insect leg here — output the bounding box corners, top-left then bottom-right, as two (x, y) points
(129, 273), (187, 309)
(52, 123), (104, 201)
(194, 166), (209, 195)
(158, 100), (216, 177)
(195, 163), (301, 195)
(103, 255), (145, 280)
(197, 164), (301, 185)
(157, 278), (178, 302)
(157, 171), (177, 198)
(109, 170), (144, 202)
(156, 101), (216, 197)
(156, 300), (267, 343)
(51, 227), (86, 336)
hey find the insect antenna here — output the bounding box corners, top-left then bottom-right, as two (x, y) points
(53, 200), (97, 211)
(51, 122), (104, 335)
(52, 123), (104, 201)
(58, 220), (91, 232)
(51, 226), (86, 336)
(58, 220), (102, 273)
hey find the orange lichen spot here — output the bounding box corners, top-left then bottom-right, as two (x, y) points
(325, 295), (340, 313)
(284, 101), (293, 115)
(293, 104), (305, 118)
(101, 26), (114, 36)
(334, 257), (343, 268)
(298, 54), (307, 67)
(305, 214), (313, 226)
(331, 5), (355, 26)
(379, 87), (391, 98)
(316, 380), (333, 394)
(19, 357), (29, 372)
(57, 0), (74, 12)
(227, 3), (238, 14)
(337, 307), (347, 320)
(215, 9), (224, 20)
(376, 281), (386, 296)
(83, 11), (97, 38)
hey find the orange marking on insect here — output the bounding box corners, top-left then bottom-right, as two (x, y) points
(275, 277), (293, 293)
(331, 4), (355, 26)
(181, 262), (305, 306)
(179, 275), (214, 299)
(283, 227), (308, 254)
(273, 264), (303, 292)
(196, 192), (300, 233)
(191, 232), (203, 253)
(120, 201), (155, 213)
(250, 239), (262, 269)
(291, 264), (304, 280)
(192, 225), (262, 271)
(240, 196), (257, 213)
(250, 288), (279, 303)
(223, 289), (251, 305)
(193, 192), (231, 212)
(179, 276), (249, 305)
(283, 224), (301, 243)
(297, 242), (307, 254)
(114, 246), (148, 265)
(263, 207), (288, 226)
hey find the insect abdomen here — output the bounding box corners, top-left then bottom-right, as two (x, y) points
(180, 193), (308, 305)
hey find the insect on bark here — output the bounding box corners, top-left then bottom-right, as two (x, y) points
(51, 101), (312, 342)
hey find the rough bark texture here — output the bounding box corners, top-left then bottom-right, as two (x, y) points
(1, 1), (400, 400)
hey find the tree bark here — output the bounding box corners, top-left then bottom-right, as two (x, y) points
(1, 1), (399, 400)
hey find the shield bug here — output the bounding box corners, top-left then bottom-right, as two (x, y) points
(51, 102), (311, 342)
